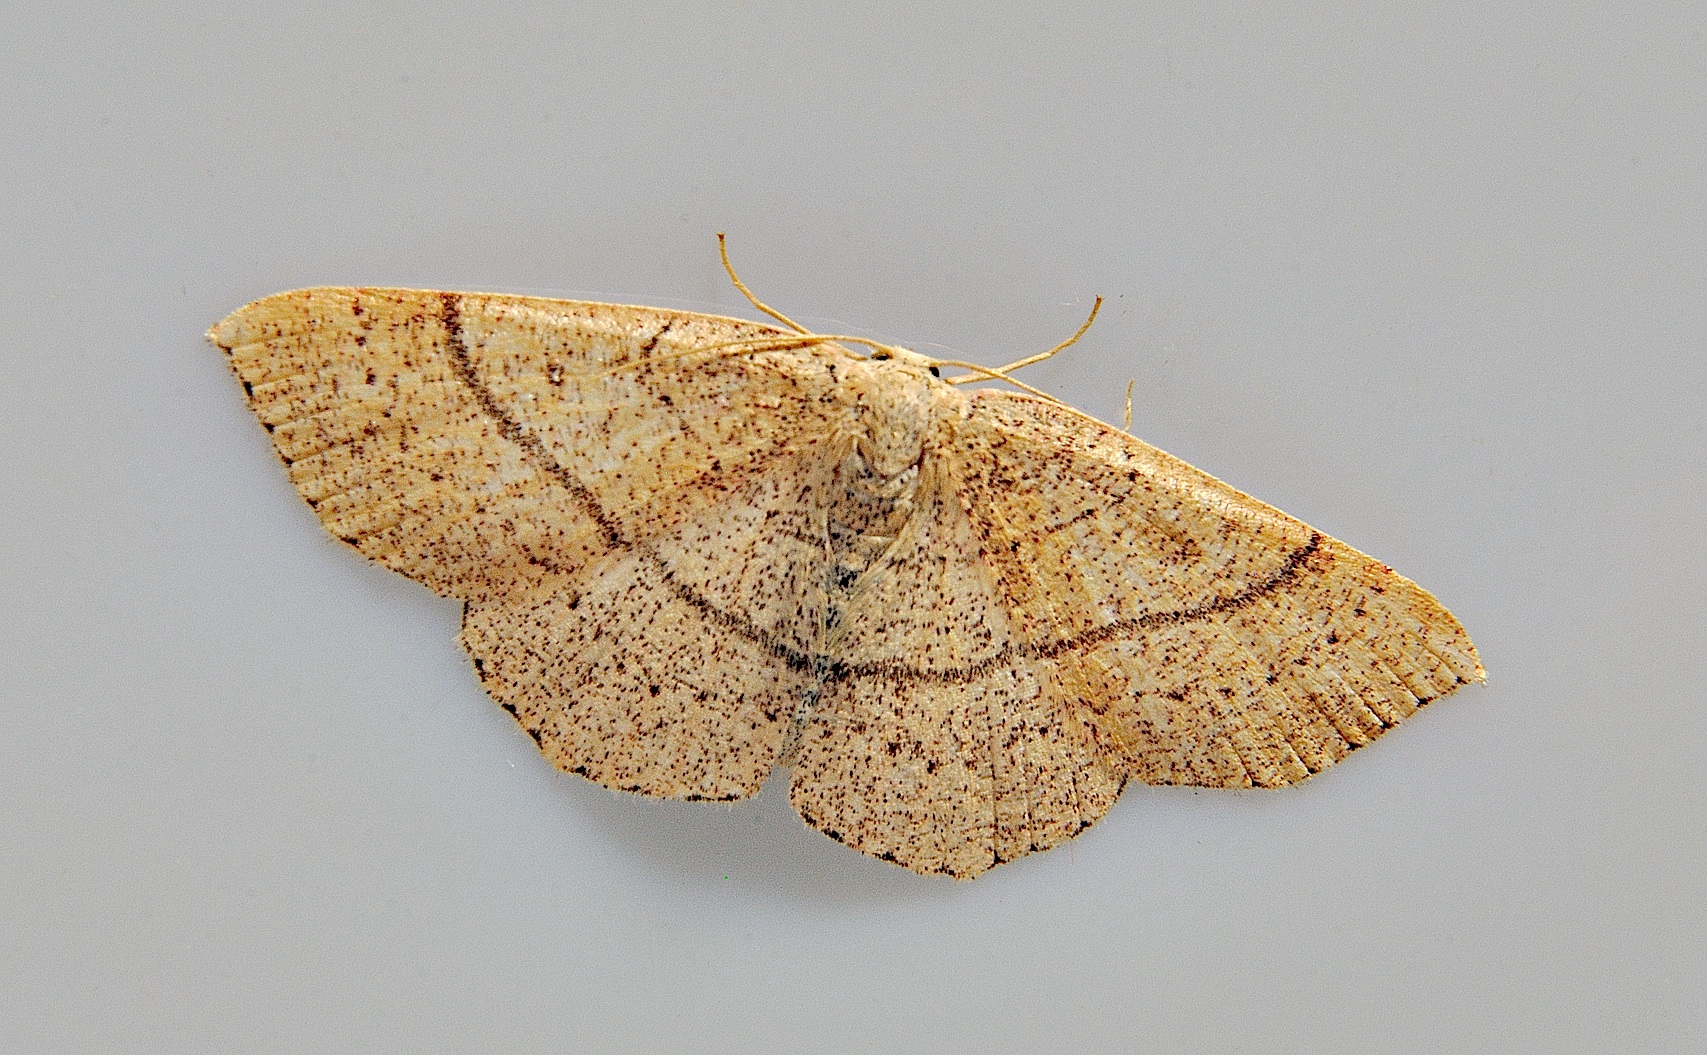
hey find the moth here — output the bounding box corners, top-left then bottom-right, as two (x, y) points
(209, 240), (1482, 878)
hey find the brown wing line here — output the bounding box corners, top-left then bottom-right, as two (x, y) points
(440, 293), (623, 549)
(439, 291), (1322, 688)
(437, 293), (825, 676)
(826, 533), (1323, 686)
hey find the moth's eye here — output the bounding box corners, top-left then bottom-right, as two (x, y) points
(871, 351), (891, 361)
(929, 366), (941, 378)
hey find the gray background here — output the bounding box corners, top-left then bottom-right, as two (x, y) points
(3, 2), (1702, 1052)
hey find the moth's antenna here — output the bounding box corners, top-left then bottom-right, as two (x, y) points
(718, 233), (810, 335)
(699, 333), (895, 357)
(977, 296), (1103, 379)
(1123, 379), (1135, 432)
(930, 358), (1065, 405)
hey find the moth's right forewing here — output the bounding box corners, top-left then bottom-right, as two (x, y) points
(956, 391), (1483, 789)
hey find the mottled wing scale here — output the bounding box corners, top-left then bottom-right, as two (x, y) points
(211, 288), (847, 800)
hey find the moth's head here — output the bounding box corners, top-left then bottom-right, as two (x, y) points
(864, 344), (944, 381)
(840, 346), (954, 478)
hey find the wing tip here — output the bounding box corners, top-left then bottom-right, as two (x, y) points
(206, 287), (370, 351)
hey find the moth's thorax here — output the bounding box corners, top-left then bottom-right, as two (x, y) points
(836, 349), (963, 479)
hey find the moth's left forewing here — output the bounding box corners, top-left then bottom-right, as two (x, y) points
(956, 390), (1483, 790)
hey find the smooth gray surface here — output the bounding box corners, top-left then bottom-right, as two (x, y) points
(3, 3), (1702, 1052)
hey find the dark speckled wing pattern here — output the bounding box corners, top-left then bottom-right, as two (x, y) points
(213, 287), (1482, 879)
